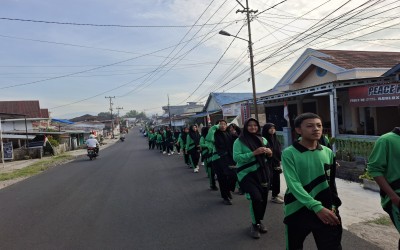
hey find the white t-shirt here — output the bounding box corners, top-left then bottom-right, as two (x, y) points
(86, 138), (99, 147)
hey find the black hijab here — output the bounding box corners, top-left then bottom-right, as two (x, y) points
(238, 118), (269, 183)
(201, 126), (209, 138)
(181, 128), (189, 143)
(262, 123), (282, 163)
(189, 125), (200, 145)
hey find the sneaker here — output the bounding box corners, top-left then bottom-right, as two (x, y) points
(194, 168), (199, 173)
(168, 153), (171, 156)
(258, 223), (268, 234)
(163, 151), (166, 154)
(201, 162), (204, 166)
(171, 152), (174, 155)
(177, 152), (180, 154)
(223, 199), (232, 205)
(271, 196), (284, 204)
(250, 224), (260, 239)
(227, 192), (233, 200)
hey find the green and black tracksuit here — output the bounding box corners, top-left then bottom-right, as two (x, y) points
(233, 137), (270, 225)
(200, 135), (216, 188)
(282, 141), (342, 250)
(206, 124), (236, 200)
(178, 132), (189, 166)
(186, 132), (200, 169)
(367, 127), (400, 242)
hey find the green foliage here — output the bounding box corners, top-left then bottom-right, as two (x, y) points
(359, 170), (374, 181)
(124, 110), (147, 119)
(0, 154), (74, 181)
(47, 136), (59, 147)
(97, 112), (112, 120)
(366, 215), (392, 225)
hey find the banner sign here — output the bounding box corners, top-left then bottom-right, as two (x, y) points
(2, 142), (13, 160)
(349, 83), (400, 107)
(222, 103), (242, 116)
(241, 102), (250, 125)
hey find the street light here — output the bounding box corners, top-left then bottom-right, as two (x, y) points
(219, 30), (259, 121)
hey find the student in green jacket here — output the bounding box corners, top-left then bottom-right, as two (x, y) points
(233, 118), (272, 239)
(178, 127), (190, 167)
(207, 120), (237, 205)
(200, 126), (217, 190)
(367, 126), (400, 248)
(186, 125), (201, 173)
(282, 112), (342, 250)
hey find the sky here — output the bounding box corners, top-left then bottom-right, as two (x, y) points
(0, 0), (399, 118)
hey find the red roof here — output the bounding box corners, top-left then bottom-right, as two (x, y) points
(40, 109), (49, 118)
(0, 101), (44, 118)
(317, 50), (400, 69)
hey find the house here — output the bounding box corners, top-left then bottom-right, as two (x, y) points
(257, 48), (400, 151)
(200, 92), (254, 126)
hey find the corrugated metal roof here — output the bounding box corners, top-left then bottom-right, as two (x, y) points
(317, 50), (400, 69)
(212, 93), (253, 106)
(0, 101), (42, 118)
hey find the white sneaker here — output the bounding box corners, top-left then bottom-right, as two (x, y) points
(194, 166), (199, 173)
(178, 152), (181, 155)
(201, 162), (204, 166)
(163, 151), (166, 154)
(171, 152), (174, 155)
(168, 153), (171, 156)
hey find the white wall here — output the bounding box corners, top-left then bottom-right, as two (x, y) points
(2, 121), (33, 132)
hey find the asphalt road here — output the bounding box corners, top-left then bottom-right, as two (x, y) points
(0, 129), (380, 250)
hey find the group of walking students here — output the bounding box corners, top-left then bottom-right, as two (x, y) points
(145, 112), (400, 250)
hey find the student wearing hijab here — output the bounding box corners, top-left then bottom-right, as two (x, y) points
(206, 120), (237, 205)
(178, 127), (190, 167)
(174, 129), (181, 154)
(186, 125), (201, 173)
(262, 123), (284, 204)
(233, 118), (273, 239)
(164, 127), (174, 155)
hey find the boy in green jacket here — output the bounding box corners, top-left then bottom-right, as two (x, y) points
(282, 113), (342, 250)
(367, 127), (400, 248)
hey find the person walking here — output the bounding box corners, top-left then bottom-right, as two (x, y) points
(206, 120), (236, 205)
(282, 113), (342, 250)
(367, 126), (400, 248)
(262, 123), (284, 204)
(233, 118), (272, 239)
(174, 129), (181, 154)
(164, 127), (174, 155)
(186, 125), (201, 173)
(178, 127), (190, 167)
(200, 126), (217, 190)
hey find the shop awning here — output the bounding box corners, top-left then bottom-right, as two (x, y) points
(51, 118), (74, 124)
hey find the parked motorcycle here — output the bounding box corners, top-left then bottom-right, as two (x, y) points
(120, 137), (125, 142)
(87, 147), (98, 160)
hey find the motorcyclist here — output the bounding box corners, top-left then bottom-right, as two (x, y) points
(86, 134), (100, 155)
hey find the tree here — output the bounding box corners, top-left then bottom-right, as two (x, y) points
(97, 112), (112, 121)
(124, 110), (139, 118)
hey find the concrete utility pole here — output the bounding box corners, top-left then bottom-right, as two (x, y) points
(236, 0), (259, 121)
(105, 96), (115, 138)
(167, 95), (172, 128)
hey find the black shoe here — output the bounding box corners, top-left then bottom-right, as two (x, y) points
(227, 192), (233, 199)
(250, 224), (260, 239)
(223, 199), (232, 205)
(258, 223), (268, 234)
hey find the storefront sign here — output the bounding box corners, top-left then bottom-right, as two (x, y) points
(241, 103), (250, 124)
(349, 83), (400, 107)
(222, 103), (241, 116)
(2, 142), (13, 160)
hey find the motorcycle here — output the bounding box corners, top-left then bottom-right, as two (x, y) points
(87, 147), (98, 160)
(120, 136), (125, 142)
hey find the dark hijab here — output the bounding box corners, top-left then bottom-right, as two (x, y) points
(262, 123), (282, 164)
(181, 128), (189, 143)
(201, 126), (209, 138)
(189, 125), (200, 145)
(238, 118), (269, 184)
(214, 120), (235, 165)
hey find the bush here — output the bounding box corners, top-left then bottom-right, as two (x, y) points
(47, 136), (59, 147)
(359, 169), (374, 181)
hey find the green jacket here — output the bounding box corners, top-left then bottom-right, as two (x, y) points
(367, 129), (400, 208)
(205, 124), (220, 162)
(233, 137), (268, 182)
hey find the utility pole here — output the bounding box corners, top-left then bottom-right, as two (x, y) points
(236, 0), (259, 121)
(116, 106), (123, 133)
(105, 96), (115, 138)
(167, 94), (172, 128)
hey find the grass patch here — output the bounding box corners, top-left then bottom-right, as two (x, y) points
(0, 154), (75, 181)
(366, 215), (392, 226)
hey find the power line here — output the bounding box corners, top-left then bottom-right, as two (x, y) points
(0, 17), (241, 28)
